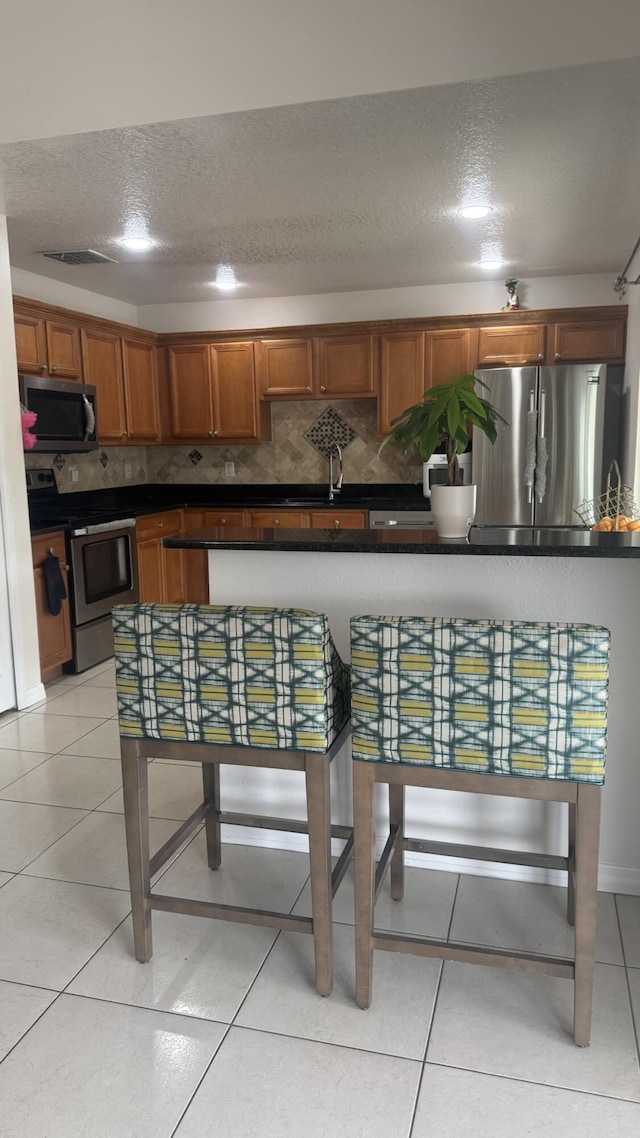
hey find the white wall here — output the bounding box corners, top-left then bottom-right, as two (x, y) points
(1, 1), (638, 144)
(139, 273), (618, 333)
(0, 218), (44, 709)
(11, 268), (139, 327)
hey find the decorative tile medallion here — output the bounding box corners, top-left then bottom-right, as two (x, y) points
(188, 449), (203, 465)
(99, 451), (109, 467)
(53, 453), (65, 470)
(304, 406), (357, 459)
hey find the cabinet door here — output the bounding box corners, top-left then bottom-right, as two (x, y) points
(181, 509), (210, 603)
(122, 339), (160, 441)
(210, 343), (258, 439)
(137, 538), (164, 602)
(81, 328), (127, 443)
(45, 319), (82, 379)
(15, 312), (47, 374)
(309, 510), (367, 529)
(425, 328), (474, 386)
(315, 335), (375, 396)
(163, 546), (185, 603)
(553, 320), (625, 363)
(248, 510), (310, 528)
(31, 532), (72, 679)
(256, 339), (314, 397)
(168, 345), (214, 439)
(478, 325), (545, 366)
(379, 331), (424, 435)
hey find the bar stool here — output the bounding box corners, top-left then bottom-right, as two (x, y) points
(112, 603), (352, 997)
(350, 615), (610, 1045)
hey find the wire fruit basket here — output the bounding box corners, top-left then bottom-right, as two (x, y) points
(574, 461), (640, 532)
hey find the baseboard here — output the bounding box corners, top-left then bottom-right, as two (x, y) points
(17, 681), (45, 709)
(219, 824), (640, 897)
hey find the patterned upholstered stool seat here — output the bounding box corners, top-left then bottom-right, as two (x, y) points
(113, 603), (352, 997)
(350, 615), (610, 1046)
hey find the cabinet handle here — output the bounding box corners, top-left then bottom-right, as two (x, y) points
(158, 523), (164, 528)
(213, 429), (218, 437)
(221, 518), (227, 524)
(555, 352), (560, 359)
(538, 353), (544, 359)
(129, 431), (135, 437)
(306, 386), (312, 392)
(121, 431), (127, 437)
(320, 385), (326, 392)
(51, 366), (58, 374)
(40, 364), (47, 373)
(333, 520), (340, 529)
(274, 519), (280, 525)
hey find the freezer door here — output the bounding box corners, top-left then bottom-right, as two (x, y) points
(533, 365), (618, 526)
(473, 368), (537, 526)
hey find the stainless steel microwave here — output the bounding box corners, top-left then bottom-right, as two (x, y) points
(19, 374), (98, 452)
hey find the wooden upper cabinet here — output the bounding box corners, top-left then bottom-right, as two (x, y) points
(256, 339), (314, 397)
(81, 328), (127, 442)
(477, 324), (546, 367)
(122, 339), (160, 441)
(45, 319), (82, 379)
(15, 309), (82, 380)
(552, 319), (625, 363)
(379, 331), (424, 436)
(15, 312), (47, 374)
(425, 328), (475, 386)
(210, 342), (259, 439)
(168, 344), (214, 439)
(314, 334), (375, 397)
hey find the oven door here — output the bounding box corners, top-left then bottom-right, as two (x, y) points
(69, 527), (139, 625)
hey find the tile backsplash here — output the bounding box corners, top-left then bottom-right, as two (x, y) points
(25, 400), (421, 491)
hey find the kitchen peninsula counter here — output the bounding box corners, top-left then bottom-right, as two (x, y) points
(165, 524), (640, 558)
(165, 521), (640, 897)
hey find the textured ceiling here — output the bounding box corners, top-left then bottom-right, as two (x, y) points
(2, 58), (639, 305)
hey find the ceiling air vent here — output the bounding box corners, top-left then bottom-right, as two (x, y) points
(41, 249), (118, 266)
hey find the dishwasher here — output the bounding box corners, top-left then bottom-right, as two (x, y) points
(369, 509), (435, 530)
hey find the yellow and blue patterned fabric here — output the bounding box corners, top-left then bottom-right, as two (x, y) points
(113, 604), (350, 753)
(350, 616), (609, 783)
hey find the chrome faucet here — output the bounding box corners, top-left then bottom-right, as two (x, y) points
(328, 442), (343, 501)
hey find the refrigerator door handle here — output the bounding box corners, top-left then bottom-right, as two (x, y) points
(524, 389), (537, 503)
(535, 389), (548, 502)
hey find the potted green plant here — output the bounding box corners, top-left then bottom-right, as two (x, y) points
(380, 374), (507, 537)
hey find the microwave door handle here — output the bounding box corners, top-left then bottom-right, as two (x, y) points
(82, 394), (95, 441)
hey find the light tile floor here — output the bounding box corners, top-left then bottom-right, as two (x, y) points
(0, 659), (638, 1137)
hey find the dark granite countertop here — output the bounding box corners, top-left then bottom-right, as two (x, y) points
(29, 483), (427, 535)
(164, 524), (640, 558)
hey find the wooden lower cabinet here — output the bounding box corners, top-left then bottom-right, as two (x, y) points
(248, 510), (310, 528)
(137, 511), (185, 602)
(31, 531), (72, 681)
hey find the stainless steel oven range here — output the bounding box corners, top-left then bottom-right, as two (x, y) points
(26, 470), (140, 673)
(68, 518), (139, 672)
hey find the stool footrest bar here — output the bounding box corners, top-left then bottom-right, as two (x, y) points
(150, 892), (314, 933)
(404, 836), (568, 872)
(372, 930), (575, 977)
(331, 833), (354, 897)
(149, 803), (209, 877)
(374, 825), (400, 901)
(218, 810), (352, 840)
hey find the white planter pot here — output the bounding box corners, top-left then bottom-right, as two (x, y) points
(430, 484), (477, 539)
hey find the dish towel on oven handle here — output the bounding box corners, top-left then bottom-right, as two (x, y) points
(42, 552), (67, 617)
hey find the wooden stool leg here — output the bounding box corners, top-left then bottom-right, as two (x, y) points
(389, 783), (405, 901)
(353, 761), (376, 1009)
(567, 801), (576, 926)
(121, 743), (152, 962)
(202, 763), (222, 870)
(574, 784), (601, 1046)
(305, 753), (333, 997)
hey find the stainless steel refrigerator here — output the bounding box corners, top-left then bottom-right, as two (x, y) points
(472, 364), (623, 527)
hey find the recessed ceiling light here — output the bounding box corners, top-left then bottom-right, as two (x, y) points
(478, 259), (506, 270)
(459, 205), (492, 219)
(209, 280), (239, 291)
(119, 235), (155, 251)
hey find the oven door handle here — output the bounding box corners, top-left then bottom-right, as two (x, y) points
(82, 394), (96, 441)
